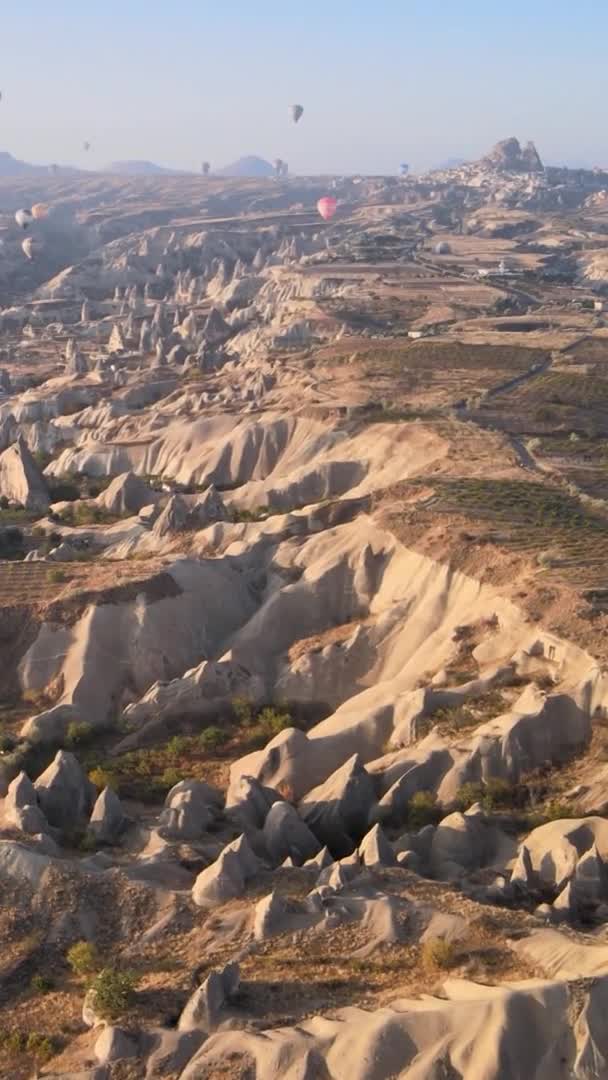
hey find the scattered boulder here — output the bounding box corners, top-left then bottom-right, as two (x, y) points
(0, 435), (49, 511)
(34, 750), (96, 831)
(188, 485), (229, 527)
(430, 806), (491, 881)
(97, 471), (157, 516)
(88, 787), (128, 844)
(153, 487), (228, 540)
(262, 801), (321, 865)
(94, 1026), (138, 1064)
(158, 779), (222, 841)
(510, 843), (542, 898)
(192, 834), (260, 908)
(179, 961), (240, 1031)
(299, 754), (376, 858)
(2, 771), (49, 834)
(359, 823), (396, 868)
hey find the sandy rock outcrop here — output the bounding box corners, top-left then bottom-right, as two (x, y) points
(0, 435), (49, 511)
(34, 751), (96, 831)
(299, 754), (376, 857)
(96, 471), (157, 516)
(262, 801), (321, 865)
(482, 136), (544, 173)
(158, 779), (223, 841)
(2, 771), (49, 835)
(191, 834), (261, 908)
(88, 787), (128, 844)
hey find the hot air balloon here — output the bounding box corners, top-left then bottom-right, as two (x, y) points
(399, 163), (409, 176)
(22, 236), (42, 260)
(290, 104), (303, 124)
(31, 203), (50, 220)
(15, 209), (33, 230)
(317, 196), (337, 222)
(201, 161), (210, 176)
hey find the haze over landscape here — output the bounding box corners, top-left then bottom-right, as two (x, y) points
(3, 4), (608, 1079)
(2, 0), (608, 174)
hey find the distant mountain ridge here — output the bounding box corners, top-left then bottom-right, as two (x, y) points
(215, 155), (275, 178)
(0, 151), (79, 177)
(104, 160), (187, 176)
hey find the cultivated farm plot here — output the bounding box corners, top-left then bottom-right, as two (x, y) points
(0, 562), (55, 606)
(478, 369), (608, 437)
(354, 340), (548, 410)
(427, 477), (608, 588)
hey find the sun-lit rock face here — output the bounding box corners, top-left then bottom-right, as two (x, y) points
(7, 157), (608, 1078)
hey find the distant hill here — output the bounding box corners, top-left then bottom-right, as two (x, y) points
(215, 155), (274, 178)
(0, 151), (79, 177)
(104, 160), (187, 176)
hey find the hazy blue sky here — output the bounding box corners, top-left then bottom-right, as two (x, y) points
(2, 0), (606, 174)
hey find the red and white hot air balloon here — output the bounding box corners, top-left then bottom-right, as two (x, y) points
(317, 196), (337, 222)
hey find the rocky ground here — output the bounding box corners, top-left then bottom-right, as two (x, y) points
(1, 141), (608, 1076)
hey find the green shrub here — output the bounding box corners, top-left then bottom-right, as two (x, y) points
(422, 938), (458, 971)
(66, 720), (93, 747)
(89, 766), (118, 791)
(483, 777), (517, 810)
(232, 697), (253, 726)
(166, 734), (189, 758)
(30, 974), (53, 994)
(407, 790), (440, 829)
(542, 799), (583, 822)
(67, 939), (99, 976)
(56, 502), (117, 527)
(199, 726), (229, 751)
(453, 782), (484, 812)
(1, 1030), (26, 1053)
(48, 568), (69, 585)
(160, 767), (182, 790)
(78, 830), (97, 852)
(257, 706), (292, 738)
(454, 778), (517, 813)
(25, 1032), (55, 1062)
(90, 968), (137, 1020)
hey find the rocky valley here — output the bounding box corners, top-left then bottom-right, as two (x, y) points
(0, 140), (608, 1077)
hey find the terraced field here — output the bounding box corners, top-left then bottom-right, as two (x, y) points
(0, 562), (55, 606)
(428, 476), (608, 587)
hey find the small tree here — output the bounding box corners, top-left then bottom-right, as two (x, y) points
(90, 968), (137, 1020)
(199, 726), (228, 751)
(67, 940), (99, 976)
(422, 938), (458, 971)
